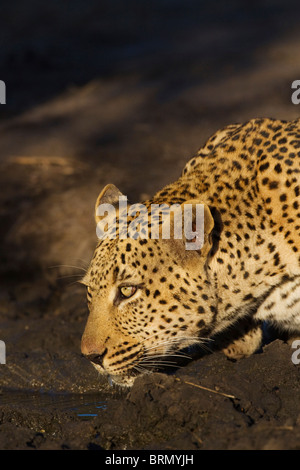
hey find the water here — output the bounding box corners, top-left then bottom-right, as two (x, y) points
(69, 396), (107, 419)
(0, 390), (107, 420)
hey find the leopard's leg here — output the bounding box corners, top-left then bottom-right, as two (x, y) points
(222, 322), (263, 360)
(212, 316), (263, 360)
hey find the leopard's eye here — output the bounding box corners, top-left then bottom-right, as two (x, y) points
(119, 286), (137, 299)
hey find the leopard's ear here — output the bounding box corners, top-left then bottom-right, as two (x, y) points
(94, 184), (125, 224)
(166, 200), (215, 258)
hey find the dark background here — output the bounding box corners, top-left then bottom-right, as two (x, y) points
(0, 0), (300, 450)
(0, 0), (299, 280)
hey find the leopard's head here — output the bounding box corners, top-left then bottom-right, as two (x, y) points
(81, 184), (217, 386)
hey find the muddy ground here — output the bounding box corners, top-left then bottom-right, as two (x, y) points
(1, 0), (300, 450)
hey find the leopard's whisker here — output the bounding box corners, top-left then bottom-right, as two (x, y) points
(141, 333), (211, 348)
(143, 336), (211, 355)
(56, 274), (84, 280)
(142, 351), (192, 361)
(139, 362), (182, 369)
(132, 364), (153, 375)
(49, 264), (88, 273)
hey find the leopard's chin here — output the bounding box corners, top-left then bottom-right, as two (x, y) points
(107, 374), (137, 388)
(91, 362), (143, 387)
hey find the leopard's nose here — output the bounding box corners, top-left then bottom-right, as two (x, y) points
(84, 350), (108, 366)
(81, 334), (108, 366)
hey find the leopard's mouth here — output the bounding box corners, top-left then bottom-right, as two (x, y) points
(91, 361), (143, 387)
(90, 345), (201, 388)
(106, 353), (196, 388)
(107, 363), (156, 387)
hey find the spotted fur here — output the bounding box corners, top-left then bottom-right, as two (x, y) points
(81, 117), (300, 386)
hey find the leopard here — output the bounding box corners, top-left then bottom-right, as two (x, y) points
(81, 117), (300, 387)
